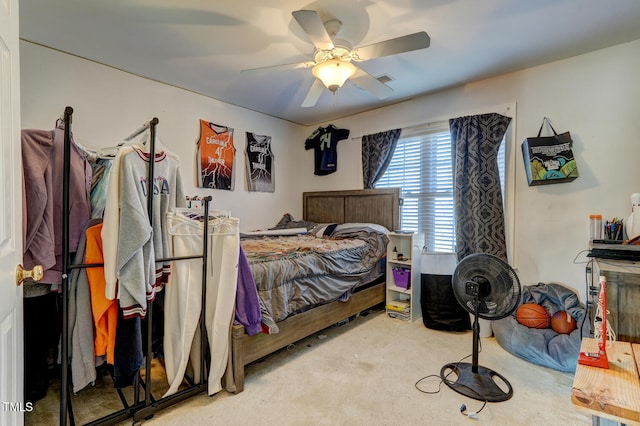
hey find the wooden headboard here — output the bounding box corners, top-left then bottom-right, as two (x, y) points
(302, 188), (400, 232)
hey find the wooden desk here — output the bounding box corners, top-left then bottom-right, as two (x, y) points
(572, 338), (640, 425)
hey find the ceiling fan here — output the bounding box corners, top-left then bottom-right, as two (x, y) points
(241, 9), (431, 108)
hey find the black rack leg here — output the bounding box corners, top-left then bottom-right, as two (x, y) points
(60, 105), (73, 426)
(66, 382), (75, 426)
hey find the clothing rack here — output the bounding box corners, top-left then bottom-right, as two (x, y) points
(59, 107), (212, 425)
(123, 120), (154, 142)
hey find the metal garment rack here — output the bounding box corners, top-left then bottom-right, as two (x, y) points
(59, 107), (211, 425)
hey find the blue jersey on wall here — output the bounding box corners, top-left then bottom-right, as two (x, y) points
(305, 124), (350, 176)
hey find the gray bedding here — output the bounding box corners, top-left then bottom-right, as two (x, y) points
(241, 223), (389, 333)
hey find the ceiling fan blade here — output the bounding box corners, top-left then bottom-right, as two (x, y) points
(350, 67), (393, 100)
(241, 60), (315, 74)
(292, 10), (334, 51)
(352, 31), (430, 61)
(301, 79), (325, 108)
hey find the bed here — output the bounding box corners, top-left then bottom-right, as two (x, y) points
(228, 188), (400, 393)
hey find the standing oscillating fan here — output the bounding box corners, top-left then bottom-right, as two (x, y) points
(440, 253), (521, 402)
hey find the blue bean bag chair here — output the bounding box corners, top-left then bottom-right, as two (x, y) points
(492, 282), (590, 372)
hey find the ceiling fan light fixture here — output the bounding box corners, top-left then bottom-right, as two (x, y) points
(312, 59), (356, 93)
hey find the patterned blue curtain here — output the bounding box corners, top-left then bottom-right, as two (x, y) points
(361, 128), (401, 189)
(450, 113), (511, 262)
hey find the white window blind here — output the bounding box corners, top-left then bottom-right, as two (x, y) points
(375, 123), (505, 254)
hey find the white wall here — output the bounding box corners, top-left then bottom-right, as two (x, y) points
(312, 39), (640, 300)
(21, 39), (640, 300)
(19, 41), (309, 232)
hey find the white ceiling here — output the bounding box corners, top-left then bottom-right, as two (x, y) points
(19, 0), (640, 127)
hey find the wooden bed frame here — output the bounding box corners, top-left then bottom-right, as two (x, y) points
(229, 188), (400, 393)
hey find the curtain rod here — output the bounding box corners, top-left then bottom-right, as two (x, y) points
(349, 103), (514, 140)
(350, 119), (448, 140)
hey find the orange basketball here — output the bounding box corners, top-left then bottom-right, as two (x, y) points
(515, 303), (550, 329)
(551, 310), (577, 334)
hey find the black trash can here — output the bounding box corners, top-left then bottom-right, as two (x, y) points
(420, 253), (470, 331)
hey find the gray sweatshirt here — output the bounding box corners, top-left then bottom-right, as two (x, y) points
(115, 148), (185, 318)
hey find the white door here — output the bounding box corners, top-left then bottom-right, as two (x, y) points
(0, 0), (24, 425)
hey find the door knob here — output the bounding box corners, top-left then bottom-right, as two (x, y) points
(16, 264), (44, 286)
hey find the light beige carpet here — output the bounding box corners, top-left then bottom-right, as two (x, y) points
(27, 308), (592, 425)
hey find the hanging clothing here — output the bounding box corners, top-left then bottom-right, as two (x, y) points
(115, 148), (186, 318)
(245, 132), (275, 193)
(68, 218), (102, 393)
(90, 159), (112, 219)
(233, 245), (262, 336)
(102, 144), (137, 302)
(22, 121), (92, 402)
(110, 147), (185, 387)
(196, 120), (235, 190)
(21, 123), (92, 291)
(102, 138), (178, 302)
(51, 122), (92, 288)
(163, 211), (240, 397)
(98, 131), (185, 389)
(113, 309), (143, 388)
(85, 222), (117, 365)
(21, 129), (55, 298)
(304, 124), (350, 176)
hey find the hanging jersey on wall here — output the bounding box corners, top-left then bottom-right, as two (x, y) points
(245, 132), (275, 193)
(196, 120), (235, 190)
(304, 124), (350, 176)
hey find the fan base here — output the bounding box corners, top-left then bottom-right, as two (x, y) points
(440, 362), (513, 402)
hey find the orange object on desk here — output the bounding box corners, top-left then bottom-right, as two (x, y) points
(572, 338), (640, 424)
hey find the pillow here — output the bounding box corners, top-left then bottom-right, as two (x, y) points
(310, 223), (339, 238)
(271, 213), (316, 231)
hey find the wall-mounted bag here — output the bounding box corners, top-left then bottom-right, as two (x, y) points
(521, 118), (579, 186)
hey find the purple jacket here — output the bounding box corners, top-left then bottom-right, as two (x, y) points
(234, 245), (262, 335)
(22, 122), (92, 285)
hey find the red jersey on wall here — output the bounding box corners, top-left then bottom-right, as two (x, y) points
(196, 120), (235, 190)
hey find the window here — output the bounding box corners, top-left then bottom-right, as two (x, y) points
(375, 123), (505, 253)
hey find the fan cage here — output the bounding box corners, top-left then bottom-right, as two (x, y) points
(452, 253), (521, 320)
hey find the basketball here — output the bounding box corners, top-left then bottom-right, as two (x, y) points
(551, 310), (577, 334)
(515, 303), (550, 329)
